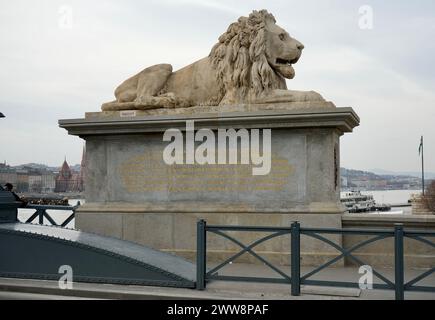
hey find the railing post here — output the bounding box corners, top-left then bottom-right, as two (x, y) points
(291, 221), (301, 296)
(196, 219), (206, 290)
(38, 209), (44, 225)
(394, 223), (405, 300)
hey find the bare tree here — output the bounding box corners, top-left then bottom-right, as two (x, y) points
(423, 181), (435, 214)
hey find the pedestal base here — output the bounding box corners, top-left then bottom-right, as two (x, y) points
(60, 107), (360, 267)
(77, 203), (344, 266)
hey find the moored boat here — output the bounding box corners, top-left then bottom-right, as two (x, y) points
(341, 191), (391, 213)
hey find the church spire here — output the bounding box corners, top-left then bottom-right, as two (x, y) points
(60, 157), (71, 178)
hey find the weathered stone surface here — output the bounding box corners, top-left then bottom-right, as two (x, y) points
(96, 101), (336, 118)
(75, 208), (344, 266)
(102, 10), (332, 111)
(66, 119), (351, 211)
(75, 213), (123, 239)
(60, 107), (359, 136)
(60, 108), (359, 266)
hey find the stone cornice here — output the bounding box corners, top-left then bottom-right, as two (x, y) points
(59, 107), (360, 137)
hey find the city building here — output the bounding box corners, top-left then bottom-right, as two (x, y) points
(54, 149), (85, 193)
(28, 175), (43, 193)
(41, 173), (56, 193)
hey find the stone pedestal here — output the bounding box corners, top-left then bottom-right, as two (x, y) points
(59, 106), (359, 266)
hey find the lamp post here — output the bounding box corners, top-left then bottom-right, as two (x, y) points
(0, 112), (5, 191)
(419, 136), (425, 196)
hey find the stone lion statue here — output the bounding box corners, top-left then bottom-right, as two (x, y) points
(102, 10), (325, 111)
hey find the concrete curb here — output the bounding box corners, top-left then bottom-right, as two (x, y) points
(0, 278), (239, 300)
(0, 277), (362, 300)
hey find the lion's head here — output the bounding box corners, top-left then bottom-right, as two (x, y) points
(210, 10), (304, 99)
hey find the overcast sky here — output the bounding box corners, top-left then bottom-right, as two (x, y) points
(0, 0), (434, 173)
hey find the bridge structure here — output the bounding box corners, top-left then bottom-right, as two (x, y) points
(1, 188), (434, 300)
(0, 188), (196, 288)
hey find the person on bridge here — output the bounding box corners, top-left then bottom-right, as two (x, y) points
(4, 183), (27, 207)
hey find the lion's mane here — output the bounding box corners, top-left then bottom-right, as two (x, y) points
(209, 9), (286, 102)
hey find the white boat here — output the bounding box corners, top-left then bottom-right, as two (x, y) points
(341, 191), (384, 213)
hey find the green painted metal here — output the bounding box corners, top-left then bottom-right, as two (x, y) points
(1, 194), (196, 289)
(394, 224), (405, 300)
(196, 219), (206, 290)
(0, 223), (196, 288)
(197, 220), (435, 300)
(302, 231), (395, 288)
(206, 229), (291, 282)
(24, 204), (78, 227)
(291, 222), (300, 296)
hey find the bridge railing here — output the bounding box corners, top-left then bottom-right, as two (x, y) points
(196, 220), (435, 300)
(21, 202), (80, 228)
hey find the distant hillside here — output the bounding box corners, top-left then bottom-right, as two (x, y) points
(340, 167), (424, 190)
(341, 168), (379, 178)
(370, 168), (435, 179)
(13, 163), (58, 171)
(342, 168), (434, 180)
(12, 163), (81, 172)
(341, 168), (417, 179)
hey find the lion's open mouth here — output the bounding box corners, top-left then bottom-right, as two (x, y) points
(276, 57), (299, 65)
(272, 57), (298, 79)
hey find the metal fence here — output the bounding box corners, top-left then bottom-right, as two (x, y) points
(21, 202), (79, 227)
(196, 220), (435, 300)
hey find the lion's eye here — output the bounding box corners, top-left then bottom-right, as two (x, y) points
(279, 33), (286, 41)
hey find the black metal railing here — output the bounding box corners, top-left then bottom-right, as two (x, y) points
(21, 202), (80, 227)
(196, 220), (435, 300)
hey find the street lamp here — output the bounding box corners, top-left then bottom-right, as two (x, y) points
(0, 112), (4, 118)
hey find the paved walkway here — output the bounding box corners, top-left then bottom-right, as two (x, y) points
(0, 264), (434, 300)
